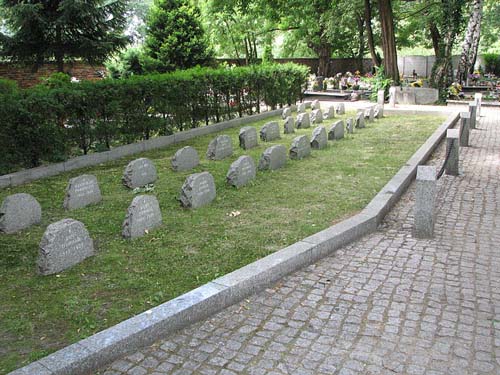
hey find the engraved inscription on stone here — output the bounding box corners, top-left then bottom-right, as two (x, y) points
(171, 146), (200, 172)
(0, 193), (42, 234)
(206, 135), (233, 160)
(239, 127), (258, 150)
(260, 121), (281, 142)
(122, 195), (162, 239)
(290, 135), (311, 160)
(295, 113), (311, 129)
(63, 174), (102, 210)
(311, 126), (328, 149)
(258, 145), (287, 171)
(122, 158), (157, 189)
(37, 219), (94, 275)
(179, 172), (217, 209)
(226, 155), (256, 188)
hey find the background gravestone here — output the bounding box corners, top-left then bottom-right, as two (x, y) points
(122, 158), (157, 189)
(346, 118), (354, 134)
(206, 135), (233, 160)
(171, 146), (200, 171)
(63, 174), (102, 211)
(283, 116), (295, 134)
(179, 172), (216, 209)
(355, 112), (365, 128)
(37, 219), (94, 275)
(377, 89), (385, 105)
(311, 100), (320, 110)
(226, 155), (256, 188)
(336, 103), (345, 115)
(297, 103), (306, 113)
(282, 107), (292, 119)
(295, 113), (311, 129)
(310, 109), (323, 124)
(0, 193), (42, 234)
(290, 135), (311, 160)
(323, 106), (335, 120)
(258, 145), (287, 171)
(122, 195), (162, 239)
(311, 126), (328, 149)
(374, 104), (383, 118)
(369, 106), (375, 122)
(260, 121), (280, 142)
(328, 120), (344, 140)
(239, 127), (258, 150)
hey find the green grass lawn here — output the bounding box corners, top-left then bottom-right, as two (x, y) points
(0, 110), (445, 373)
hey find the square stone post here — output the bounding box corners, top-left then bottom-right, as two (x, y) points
(414, 165), (437, 238)
(474, 93), (482, 118)
(446, 129), (459, 176)
(389, 86), (397, 107)
(459, 112), (470, 147)
(377, 89), (385, 105)
(468, 102), (477, 129)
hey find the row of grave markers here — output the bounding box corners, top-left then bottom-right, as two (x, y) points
(0, 102), (383, 276)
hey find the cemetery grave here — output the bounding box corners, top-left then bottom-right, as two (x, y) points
(0, 108), (445, 373)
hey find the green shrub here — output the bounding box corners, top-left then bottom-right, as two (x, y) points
(483, 54), (500, 75)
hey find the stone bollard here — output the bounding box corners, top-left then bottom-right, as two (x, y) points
(389, 86), (397, 107)
(474, 92), (482, 118)
(377, 89), (385, 105)
(459, 112), (470, 147)
(468, 102), (477, 129)
(446, 129), (459, 176)
(414, 165), (437, 238)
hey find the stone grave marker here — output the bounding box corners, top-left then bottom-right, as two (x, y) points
(323, 106), (335, 120)
(260, 121), (281, 142)
(346, 118), (354, 134)
(37, 219), (93, 275)
(122, 195), (162, 239)
(355, 111), (365, 129)
(0, 193), (42, 234)
(311, 126), (328, 149)
(369, 106), (375, 122)
(311, 100), (320, 110)
(122, 158), (157, 189)
(377, 89), (385, 105)
(171, 146), (200, 172)
(283, 116), (295, 134)
(336, 103), (345, 115)
(239, 127), (258, 150)
(179, 172), (216, 209)
(328, 120), (345, 140)
(311, 109), (323, 124)
(374, 104), (383, 118)
(295, 113), (311, 129)
(297, 103), (306, 113)
(63, 174), (102, 211)
(282, 107), (292, 119)
(258, 145), (287, 171)
(290, 135), (311, 160)
(206, 135), (233, 160)
(226, 156), (256, 188)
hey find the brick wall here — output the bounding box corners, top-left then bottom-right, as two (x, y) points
(0, 61), (107, 88)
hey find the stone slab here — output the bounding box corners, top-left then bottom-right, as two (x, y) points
(63, 174), (102, 211)
(260, 121), (280, 142)
(171, 146), (200, 172)
(310, 109), (323, 124)
(283, 116), (295, 134)
(311, 126), (327, 149)
(0, 193), (42, 234)
(336, 103), (345, 115)
(258, 145), (287, 171)
(328, 120), (345, 140)
(289, 135), (311, 160)
(281, 107), (292, 119)
(179, 172), (216, 209)
(206, 135), (233, 160)
(122, 158), (157, 189)
(239, 126), (258, 150)
(122, 195), (162, 239)
(226, 155), (256, 188)
(295, 113), (311, 129)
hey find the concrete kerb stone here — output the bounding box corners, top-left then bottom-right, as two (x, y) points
(8, 108), (461, 375)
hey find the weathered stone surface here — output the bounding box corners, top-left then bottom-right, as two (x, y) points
(377, 89), (385, 105)
(37, 219), (93, 275)
(323, 106), (336, 120)
(459, 112), (470, 147)
(469, 102), (477, 129)
(336, 103), (345, 115)
(63, 174), (102, 211)
(179, 172), (216, 209)
(0, 193), (42, 234)
(414, 166), (437, 238)
(283, 116), (295, 134)
(206, 135), (233, 160)
(311, 126), (327, 149)
(171, 146), (200, 172)
(297, 102), (306, 113)
(282, 107), (292, 119)
(355, 111), (365, 129)
(260, 121), (281, 142)
(328, 120), (344, 140)
(311, 100), (321, 110)
(226, 156), (256, 188)
(446, 129), (459, 176)
(295, 113), (311, 129)
(374, 104), (383, 118)
(475, 93), (482, 118)
(310, 109), (323, 124)
(122, 195), (162, 239)
(346, 118), (354, 134)
(389, 86), (397, 107)
(258, 145), (287, 171)
(289, 135), (311, 160)
(369, 106), (375, 122)
(239, 127), (258, 150)
(122, 158), (157, 189)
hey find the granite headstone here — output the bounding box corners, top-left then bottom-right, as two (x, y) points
(295, 113), (311, 129)
(0, 193), (42, 234)
(122, 195), (162, 239)
(179, 172), (216, 209)
(63, 174), (102, 211)
(355, 112), (365, 129)
(310, 109), (323, 124)
(311, 126), (328, 149)
(323, 106), (336, 120)
(239, 126), (258, 150)
(206, 135), (233, 160)
(282, 107), (292, 119)
(346, 118), (354, 134)
(297, 102), (306, 113)
(336, 103), (345, 115)
(226, 156), (256, 188)
(171, 146), (200, 172)
(283, 116), (295, 134)
(328, 120), (345, 140)
(290, 135), (311, 160)
(260, 121), (281, 142)
(258, 145), (287, 171)
(122, 158), (157, 189)
(311, 100), (321, 110)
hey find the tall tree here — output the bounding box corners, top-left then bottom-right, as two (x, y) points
(0, 0), (129, 72)
(378, 0), (400, 84)
(364, 0), (381, 68)
(456, 0), (483, 83)
(145, 0), (212, 72)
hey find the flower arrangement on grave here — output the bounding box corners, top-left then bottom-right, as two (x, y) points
(469, 70), (481, 85)
(410, 79), (423, 88)
(447, 82), (464, 100)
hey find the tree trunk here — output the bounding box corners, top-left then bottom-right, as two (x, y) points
(356, 13), (365, 73)
(456, 0), (483, 83)
(316, 42), (332, 77)
(378, 0), (399, 84)
(365, 0), (381, 67)
(429, 22), (441, 57)
(55, 25), (64, 72)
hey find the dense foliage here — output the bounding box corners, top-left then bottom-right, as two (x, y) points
(0, 64), (308, 174)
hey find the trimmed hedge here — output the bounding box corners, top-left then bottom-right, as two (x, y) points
(0, 63), (308, 174)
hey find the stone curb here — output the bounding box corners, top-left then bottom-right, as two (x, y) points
(8, 110), (459, 375)
(0, 108), (290, 189)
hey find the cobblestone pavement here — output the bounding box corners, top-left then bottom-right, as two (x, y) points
(102, 108), (500, 375)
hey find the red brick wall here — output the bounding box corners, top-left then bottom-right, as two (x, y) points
(0, 62), (107, 88)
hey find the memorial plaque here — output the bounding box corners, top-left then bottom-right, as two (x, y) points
(63, 174), (102, 210)
(37, 219), (94, 275)
(0, 193), (42, 234)
(239, 126), (258, 150)
(122, 158), (157, 189)
(311, 126), (328, 149)
(289, 135), (311, 160)
(258, 145), (287, 171)
(206, 135), (233, 160)
(179, 172), (216, 209)
(171, 146), (200, 172)
(226, 155), (256, 188)
(260, 121), (281, 142)
(122, 195), (162, 239)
